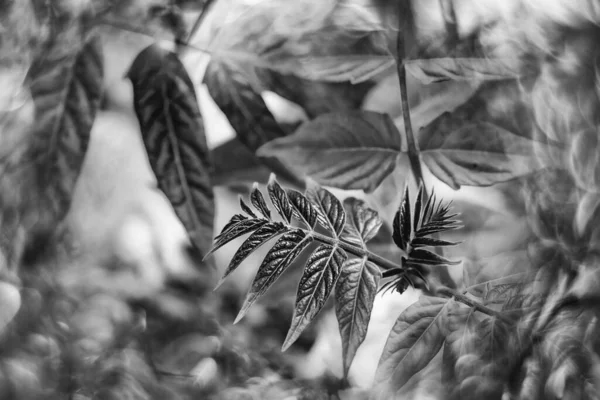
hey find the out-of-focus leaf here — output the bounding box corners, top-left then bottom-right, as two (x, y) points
(306, 181), (346, 237)
(335, 256), (381, 376)
(216, 222), (286, 288)
(294, 55), (395, 83)
(462, 251), (532, 297)
(405, 58), (522, 84)
(268, 173), (294, 223)
(236, 229), (313, 322)
(420, 122), (552, 190)
(28, 34), (103, 224)
(575, 192), (600, 238)
(393, 186), (411, 251)
(207, 219), (267, 257)
(342, 198), (383, 245)
(516, 358), (542, 400)
(374, 296), (451, 396)
(287, 189), (318, 229)
(128, 44), (214, 256)
(258, 111), (404, 192)
(283, 244), (347, 350)
(250, 183), (271, 219)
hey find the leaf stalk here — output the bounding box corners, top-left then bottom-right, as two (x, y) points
(437, 287), (513, 324)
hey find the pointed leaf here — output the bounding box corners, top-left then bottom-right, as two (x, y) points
(258, 111), (404, 192)
(287, 189), (318, 229)
(128, 44), (214, 256)
(411, 237), (457, 248)
(209, 219), (267, 256)
(335, 257), (382, 376)
(283, 244), (347, 350)
(236, 230), (313, 322)
(393, 186), (411, 251)
(250, 183), (271, 219)
(374, 296), (451, 395)
(215, 214), (247, 239)
(268, 174), (293, 223)
(306, 182), (346, 237)
(28, 35), (103, 223)
(408, 249), (459, 266)
(343, 198), (383, 244)
(217, 222), (287, 287)
(405, 58), (523, 85)
(239, 196), (257, 218)
(413, 186), (425, 230)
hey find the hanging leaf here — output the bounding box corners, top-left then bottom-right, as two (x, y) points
(236, 229), (313, 322)
(405, 58), (523, 85)
(268, 173), (294, 224)
(216, 222), (286, 288)
(258, 111), (404, 192)
(283, 244), (347, 350)
(128, 44), (214, 257)
(342, 198), (383, 245)
(374, 296), (452, 396)
(27, 34), (104, 224)
(335, 256), (381, 376)
(306, 181), (346, 237)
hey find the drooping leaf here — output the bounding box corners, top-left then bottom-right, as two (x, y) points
(236, 229), (313, 322)
(335, 256), (381, 376)
(283, 244), (347, 350)
(374, 296), (452, 396)
(128, 44), (214, 256)
(393, 186), (411, 251)
(268, 173), (294, 223)
(259, 111), (404, 192)
(239, 196), (258, 218)
(287, 189), (318, 229)
(405, 58), (523, 85)
(342, 198), (383, 245)
(208, 218), (268, 256)
(28, 34), (104, 224)
(306, 181), (346, 237)
(216, 222), (287, 288)
(250, 183), (271, 219)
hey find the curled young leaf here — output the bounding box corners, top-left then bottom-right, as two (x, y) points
(258, 111), (404, 192)
(283, 244), (347, 350)
(236, 229), (313, 323)
(335, 256), (381, 376)
(128, 44), (214, 257)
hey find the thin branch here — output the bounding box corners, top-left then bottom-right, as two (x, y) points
(183, 0), (216, 46)
(437, 287), (514, 324)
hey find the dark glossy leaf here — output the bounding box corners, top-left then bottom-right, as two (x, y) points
(408, 249), (459, 266)
(287, 189), (318, 229)
(236, 229), (313, 322)
(28, 35), (103, 223)
(343, 198), (383, 245)
(335, 256), (381, 376)
(239, 196), (258, 218)
(216, 222), (287, 288)
(374, 296), (451, 396)
(258, 111), (404, 192)
(306, 181), (346, 237)
(413, 186), (425, 230)
(215, 213), (247, 238)
(250, 183), (271, 219)
(393, 186), (411, 251)
(283, 244), (347, 350)
(411, 237), (457, 248)
(208, 219), (267, 256)
(268, 174), (293, 224)
(405, 58), (522, 85)
(128, 44), (214, 256)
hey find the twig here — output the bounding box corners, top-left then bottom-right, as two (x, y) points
(437, 287), (514, 324)
(183, 0), (216, 46)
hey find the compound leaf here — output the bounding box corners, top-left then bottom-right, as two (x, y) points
(283, 244), (347, 350)
(335, 256), (381, 376)
(128, 44), (214, 257)
(259, 111), (403, 192)
(236, 229), (313, 322)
